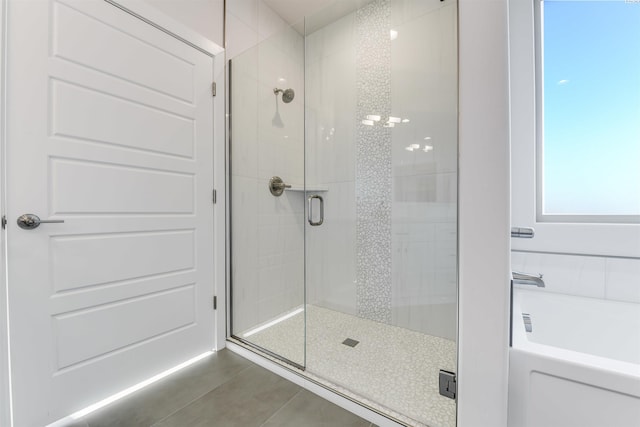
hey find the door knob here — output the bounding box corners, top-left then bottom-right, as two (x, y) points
(17, 214), (64, 230)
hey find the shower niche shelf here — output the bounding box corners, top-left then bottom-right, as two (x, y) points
(286, 185), (328, 193)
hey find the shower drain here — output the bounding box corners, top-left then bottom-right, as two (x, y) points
(342, 338), (360, 347)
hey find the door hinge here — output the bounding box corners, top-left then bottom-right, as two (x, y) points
(213, 296), (217, 310)
(439, 370), (457, 400)
(213, 189), (217, 204)
(1, 215), (6, 230)
(212, 82), (216, 97)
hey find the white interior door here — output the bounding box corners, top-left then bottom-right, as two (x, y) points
(5, 0), (215, 425)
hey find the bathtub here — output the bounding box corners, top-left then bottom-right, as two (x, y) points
(508, 288), (640, 427)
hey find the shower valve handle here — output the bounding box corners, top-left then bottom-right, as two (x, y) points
(269, 176), (291, 197)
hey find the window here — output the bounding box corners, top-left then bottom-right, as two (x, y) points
(538, 0), (640, 222)
(509, 0), (640, 257)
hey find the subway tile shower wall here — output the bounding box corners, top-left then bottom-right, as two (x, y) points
(229, 5), (306, 331)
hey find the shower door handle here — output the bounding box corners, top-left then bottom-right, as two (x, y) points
(307, 195), (324, 226)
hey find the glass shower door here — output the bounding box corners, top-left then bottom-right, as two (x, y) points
(229, 25), (306, 368)
(228, 0), (459, 423)
(303, 1), (459, 426)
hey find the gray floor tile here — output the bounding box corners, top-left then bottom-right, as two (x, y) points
(152, 365), (301, 427)
(82, 350), (252, 427)
(260, 389), (371, 427)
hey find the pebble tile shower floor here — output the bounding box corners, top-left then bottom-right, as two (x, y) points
(240, 305), (457, 427)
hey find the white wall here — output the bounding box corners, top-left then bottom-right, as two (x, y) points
(226, 0), (292, 59)
(142, 0), (224, 45)
(457, 0), (511, 425)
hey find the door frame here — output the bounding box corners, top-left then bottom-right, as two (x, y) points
(0, 1), (225, 424)
(1, 0), (10, 424)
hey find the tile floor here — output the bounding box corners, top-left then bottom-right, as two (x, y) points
(68, 349), (374, 427)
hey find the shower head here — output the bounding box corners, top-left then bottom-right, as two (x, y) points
(274, 87), (295, 103)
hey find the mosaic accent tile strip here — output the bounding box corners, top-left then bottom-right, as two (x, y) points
(355, 0), (392, 323)
(240, 305), (457, 427)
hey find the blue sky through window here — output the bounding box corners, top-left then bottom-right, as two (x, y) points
(542, 0), (640, 216)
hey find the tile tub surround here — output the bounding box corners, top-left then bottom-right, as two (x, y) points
(70, 349), (373, 427)
(511, 251), (640, 303)
(238, 305), (457, 427)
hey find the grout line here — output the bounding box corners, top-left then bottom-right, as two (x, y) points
(149, 362), (255, 426)
(257, 389), (303, 427)
(512, 249), (640, 261)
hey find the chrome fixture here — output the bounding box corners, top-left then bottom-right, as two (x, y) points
(17, 213), (64, 230)
(269, 176), (291, 197)
(522, 313), (533, 333)
(511, 227), (535, 238)
(512, 271), (545, 288)
(307, 195), (324, 226)
(274, 87), (295, 103)
(439, 370), (457, 400)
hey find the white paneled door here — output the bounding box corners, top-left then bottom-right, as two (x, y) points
(5, 0), (215, 425)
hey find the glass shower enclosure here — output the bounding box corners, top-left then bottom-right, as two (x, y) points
(229, 1), (458, 425)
